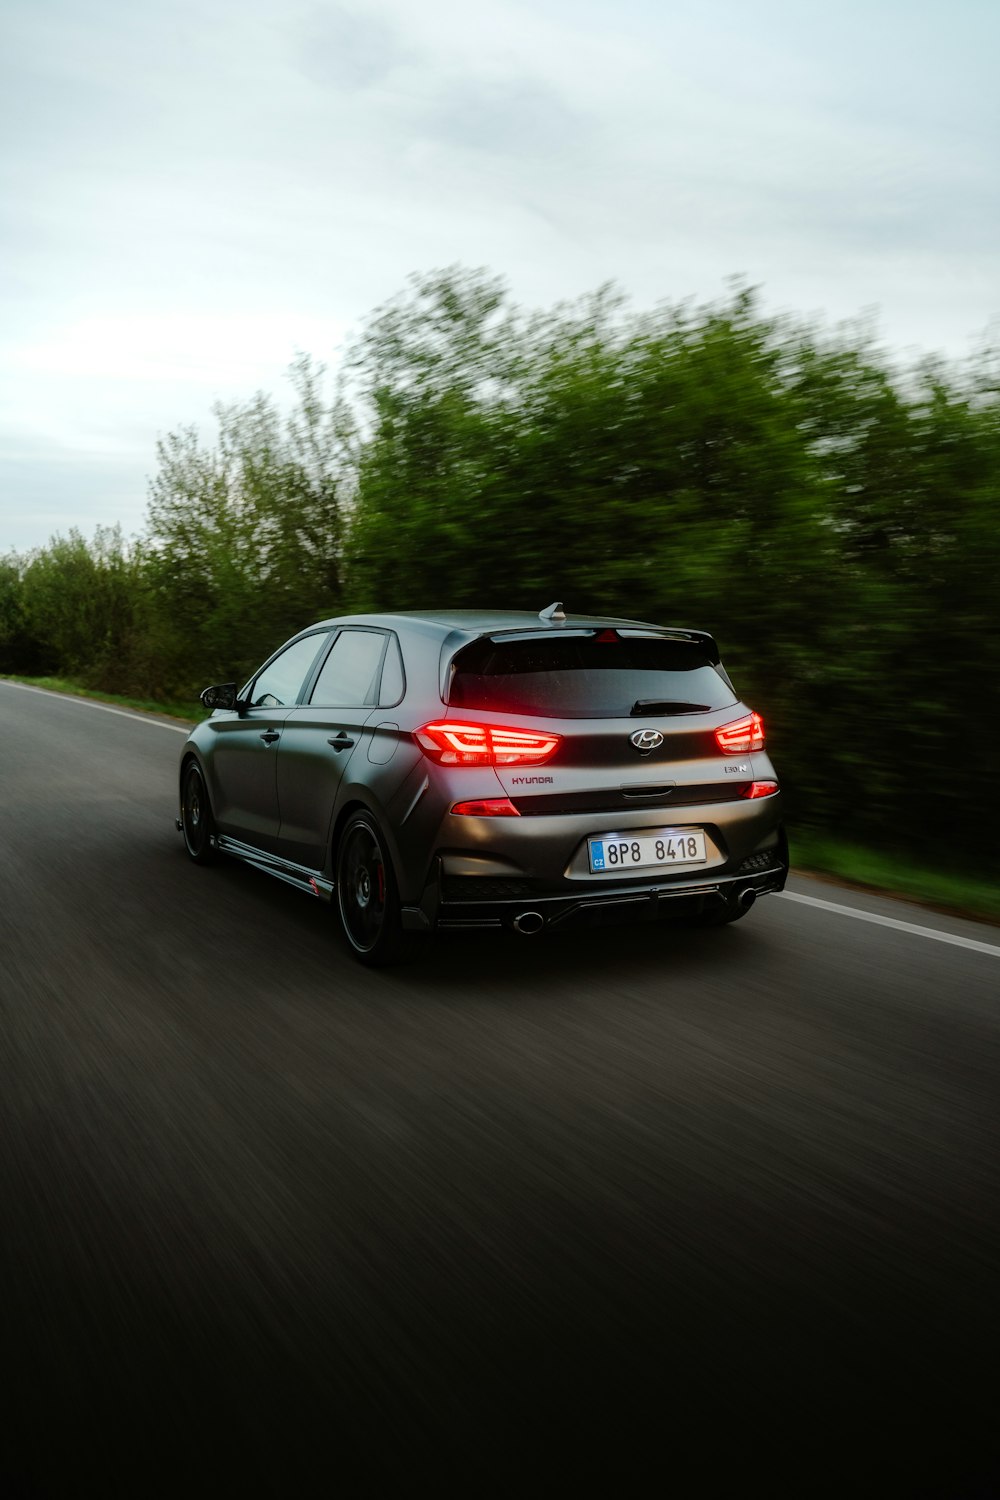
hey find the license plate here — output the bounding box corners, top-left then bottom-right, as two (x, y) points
(588, 829), (707, 874)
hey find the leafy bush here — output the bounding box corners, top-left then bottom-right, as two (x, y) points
(3, 271), (996, 871)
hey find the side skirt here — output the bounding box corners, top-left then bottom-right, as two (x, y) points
(213, 834), (334, 902)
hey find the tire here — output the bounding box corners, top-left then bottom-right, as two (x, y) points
(180, 760), (216, 865)
(335, 811), (414, 967)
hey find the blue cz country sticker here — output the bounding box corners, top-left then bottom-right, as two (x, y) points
(590, 840), (606, 870)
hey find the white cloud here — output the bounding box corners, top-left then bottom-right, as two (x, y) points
(11, 312), (348, 386)
(1, 0), (997, 550)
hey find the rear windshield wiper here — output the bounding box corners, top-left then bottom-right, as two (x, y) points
(630, 699), (712, 716)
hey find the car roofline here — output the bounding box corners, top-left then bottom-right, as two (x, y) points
(307, 609), (717, 644)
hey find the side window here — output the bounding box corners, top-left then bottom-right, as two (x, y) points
(310, 630), (387, 707)
(379, 635), (405, 706)
(250, 634), (329, 708)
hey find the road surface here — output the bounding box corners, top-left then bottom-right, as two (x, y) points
(2, 681), (998, 1493)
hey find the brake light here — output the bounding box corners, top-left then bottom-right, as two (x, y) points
(742, 780), (778, 799)
(451, 798), (521, 817)
(415, 722), (560, 766)
(715, 712), (765, 754)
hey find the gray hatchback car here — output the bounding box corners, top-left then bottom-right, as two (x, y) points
(178, 604), (788, 964)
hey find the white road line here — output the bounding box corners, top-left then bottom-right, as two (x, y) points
(4, 676), (997, 955)
(0, 679), (190, 734)
(777, 890), (1000, 958)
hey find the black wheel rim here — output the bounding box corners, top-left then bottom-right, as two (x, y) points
(183, 768), (205, 854)
(339, 824), (387, 952)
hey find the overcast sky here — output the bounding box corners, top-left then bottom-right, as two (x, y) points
(2, 0), (997, 552)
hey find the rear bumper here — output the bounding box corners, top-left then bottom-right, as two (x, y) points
(401, 837), (789, 934)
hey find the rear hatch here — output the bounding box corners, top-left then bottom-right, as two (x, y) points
(446, 628), (757, 815)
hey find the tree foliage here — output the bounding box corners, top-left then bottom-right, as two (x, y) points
(14, 526), (140, 685)
(141, 353), (348, 692)
(2, 272), (996, 868)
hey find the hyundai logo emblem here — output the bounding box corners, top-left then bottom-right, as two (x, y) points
(630, 729), (663, 752)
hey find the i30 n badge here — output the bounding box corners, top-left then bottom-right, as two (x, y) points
(177, 604), (788, 965)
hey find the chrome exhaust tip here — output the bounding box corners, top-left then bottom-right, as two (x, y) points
(513, 911), (545, 935)
(737, 887), (757, 913)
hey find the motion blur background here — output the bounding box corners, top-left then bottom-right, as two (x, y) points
(2, 0), (998, 900)
(2, 269), (997, 891)
(3, 5), (1000, 1491)
(3, 0), (998, 897)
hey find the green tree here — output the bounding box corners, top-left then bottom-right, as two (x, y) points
(344, 269), (997, 869)
(0, 555), (24, 650)
(17, 527), (139, 684)
(5, 269), (994, 873)
(143, 355), (348, 694)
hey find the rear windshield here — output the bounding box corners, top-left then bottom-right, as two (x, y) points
(448, 634), (737, 719)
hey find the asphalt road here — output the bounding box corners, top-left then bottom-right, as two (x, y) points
(2, 680), (999, 1494)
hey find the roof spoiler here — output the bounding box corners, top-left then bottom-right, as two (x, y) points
(663, 627), (721, 664)
(483, 624), (723, 664)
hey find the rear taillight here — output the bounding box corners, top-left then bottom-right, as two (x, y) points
(715, 712), (764, 755)
(415, 722), (560, 767)
(451, 798), (521, 817)
(742, 780), (778, 799)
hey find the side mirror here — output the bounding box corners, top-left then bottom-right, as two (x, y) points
(199, 682), (238, 712)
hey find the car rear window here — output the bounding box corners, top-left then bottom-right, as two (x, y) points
(448, 633), (737, 719)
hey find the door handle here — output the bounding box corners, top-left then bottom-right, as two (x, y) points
(327, 732), (355, 751)
(259, 730), (280, 745)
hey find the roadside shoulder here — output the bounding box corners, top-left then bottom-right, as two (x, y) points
(787, 867), (1000, 937)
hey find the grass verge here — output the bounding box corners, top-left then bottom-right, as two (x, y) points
(1, 675), (203, 723)
(4, 675), (996, 925)
(791, 829), (999, 925)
